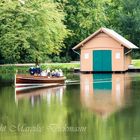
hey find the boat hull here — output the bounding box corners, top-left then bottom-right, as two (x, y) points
(16, 75), (66, 84)
(15, 74), (66, 93)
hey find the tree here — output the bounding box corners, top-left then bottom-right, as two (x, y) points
(118, 0), (140, 58)
(0, 0), (68, 63)
(56, 0), (140, 60)
(56, 0), (113, 60)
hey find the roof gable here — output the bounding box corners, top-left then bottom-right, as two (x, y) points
(73, 27), (139, 50)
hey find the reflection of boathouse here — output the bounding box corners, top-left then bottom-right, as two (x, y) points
(80, 74), (131, 117)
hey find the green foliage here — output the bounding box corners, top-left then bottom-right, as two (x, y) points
(0, 0), (140, 63)
(41, 63), (80, 72)
(0, 65), (17, 73)
(56, 0), (140, 60)
(56, 0), (110, 59)
(132, 51), (140, 59)
(51, 55), (71, 63)
(112, 0), (140, 49)
(0, 63), (80, 74)
(132, 60), (140, 68)
(0, 0), (68, 63)
(111, 0), (140, 59)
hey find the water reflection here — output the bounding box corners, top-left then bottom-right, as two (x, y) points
(1, 73), (140, 139)
(80, 73), (131, 118)
(15, 86), (66, 106)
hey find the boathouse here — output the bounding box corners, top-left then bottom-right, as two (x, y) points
(73, 27), (138, 72)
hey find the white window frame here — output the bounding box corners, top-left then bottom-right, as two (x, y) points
(116, 52), (121, 59)
(84, 53), (89, 59)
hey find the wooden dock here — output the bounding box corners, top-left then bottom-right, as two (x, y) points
(128, 68), (140, 72)
(74, 68), (140, 73)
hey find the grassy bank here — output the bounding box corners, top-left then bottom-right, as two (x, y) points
(0, 63), (80, 74)
(0, 59), (140, 74)
(132, 60), (140, 68)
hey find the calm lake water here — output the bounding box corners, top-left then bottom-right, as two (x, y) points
(0, 73), (140, 140)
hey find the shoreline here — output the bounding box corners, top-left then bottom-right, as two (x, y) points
(0, 63), (80, 73)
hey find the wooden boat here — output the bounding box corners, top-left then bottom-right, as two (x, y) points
(16, 74), (66, 84)
(15, 74), (66, 92)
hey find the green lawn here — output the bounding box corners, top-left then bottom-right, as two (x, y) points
(132, 59), (140, 68)
(0, 63), (80, 73)
(0, 60), (140, 74)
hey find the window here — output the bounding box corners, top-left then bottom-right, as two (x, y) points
(84, 53), (89, 59)
(116, 52), (120, 59)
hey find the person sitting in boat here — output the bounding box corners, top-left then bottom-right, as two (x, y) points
(35, 64), (41, 75)
(46, 68), (51, 77)
(55, 69), (60, 77)
(29, 67), (36, 75)
(59, 69), (63, 77)
(41, 70), (47, 76)
(51, 70), (55, 77)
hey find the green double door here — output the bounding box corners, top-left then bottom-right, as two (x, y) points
(93, 50), (112, 71)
